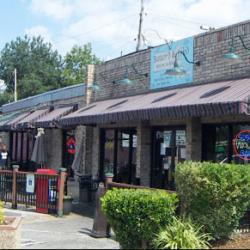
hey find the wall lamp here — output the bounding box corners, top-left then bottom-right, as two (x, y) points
(87, 83), (101, 92)
(165, 50), (200, 76)
(223, 35), (250, 62)
(113, 64), (148, 85)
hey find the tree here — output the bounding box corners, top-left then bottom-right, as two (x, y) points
(0, 35), (63, 101)
(62, 43), (101, 85)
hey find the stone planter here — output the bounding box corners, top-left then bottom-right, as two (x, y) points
(0, 216), (22, 249)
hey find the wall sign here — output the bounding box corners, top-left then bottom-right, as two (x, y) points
(26, 174), (35, 194)
(233, 130), (250, 160)
(150, 37), (194, 89)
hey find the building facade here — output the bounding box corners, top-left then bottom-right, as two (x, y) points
(0, 84), (86, 175)
(1, 19), (249, 193)
(61, 19), (250, 190)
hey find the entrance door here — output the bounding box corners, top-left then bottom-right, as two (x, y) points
(100, 128), (138, 184)
(63, 130), (76, 178)
(151, 128), (186, 190)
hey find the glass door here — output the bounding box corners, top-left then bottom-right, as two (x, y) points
(151, 128), (186, 190)
(100, 128), (137, 184)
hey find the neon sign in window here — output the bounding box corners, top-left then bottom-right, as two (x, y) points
(233, 130), (250, 160)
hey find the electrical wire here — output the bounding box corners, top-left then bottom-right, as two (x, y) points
(53, 13), (138, 45)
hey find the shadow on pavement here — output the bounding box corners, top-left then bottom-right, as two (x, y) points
(72, 201), (95, 219)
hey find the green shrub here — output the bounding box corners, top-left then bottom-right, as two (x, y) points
(153, 217), (212, 249)
(175, 161), (250, 239)
(101, 188), (178, 249)
(0, 201), (4, 225)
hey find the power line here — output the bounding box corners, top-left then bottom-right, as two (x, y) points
(53, 13), (137, 46)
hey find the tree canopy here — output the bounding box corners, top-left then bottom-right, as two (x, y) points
(62, 43), (101, 85)
(0, 36), (100, 105)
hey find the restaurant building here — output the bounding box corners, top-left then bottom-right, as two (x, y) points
(0, 83), (86, 175)
(60, 19), (250, 190)
(0, 20), (249, 193)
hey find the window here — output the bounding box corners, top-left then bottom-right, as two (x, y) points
(202, 123), (250, 164)
(11, 131), (35, 168)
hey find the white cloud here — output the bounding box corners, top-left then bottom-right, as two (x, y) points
(25, 25), (52, 43)
(30, 0), (74, 20)
(26, 0), (250, 59)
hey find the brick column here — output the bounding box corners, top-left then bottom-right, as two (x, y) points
(44, 129), (63, 170)
(91, 127), (100, 177)
(186, 118), (202, 161)
(136, 124), (151, 186)
(82, 126), (94, 175)
(86, 64), (95, 105)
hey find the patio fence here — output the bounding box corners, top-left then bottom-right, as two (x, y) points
(0, 168), (66, 215)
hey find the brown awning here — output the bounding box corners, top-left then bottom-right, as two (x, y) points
(16, 108), (50, 129)
(2, 111), (32, 130)
(59, 78), (250, 126)
(35, 106), (74, 128)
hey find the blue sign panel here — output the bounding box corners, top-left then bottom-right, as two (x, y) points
(150, 37), (194, 89)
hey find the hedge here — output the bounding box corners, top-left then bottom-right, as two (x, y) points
(175, 161), (250, 239)
(101, 188), (178, 249)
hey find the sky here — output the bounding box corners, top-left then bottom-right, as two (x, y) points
(1, 0), (250, 61)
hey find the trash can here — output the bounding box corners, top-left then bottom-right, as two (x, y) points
(79, 175), (97, 202)
(36, 169), (57, 214)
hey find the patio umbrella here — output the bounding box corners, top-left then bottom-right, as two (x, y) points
(31, 128), (46, 168)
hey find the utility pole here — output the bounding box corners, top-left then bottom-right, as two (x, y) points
(136, 0), (144, 51)
(14, 68), (17, 102)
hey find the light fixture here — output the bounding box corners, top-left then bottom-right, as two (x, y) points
(113, 64), (148, 85)
(165, 50), (200, 76)
(223, 35), (250, 62)
(87, 83), (101, 92)
(115, 67), (133, 85)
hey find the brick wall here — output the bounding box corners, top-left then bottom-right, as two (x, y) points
(94, 49), (150, 101)
(91, 19), (250, 103)
(194, 20), (250, 84)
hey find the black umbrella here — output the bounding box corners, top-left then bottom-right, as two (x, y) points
(31, 128), (46, 168)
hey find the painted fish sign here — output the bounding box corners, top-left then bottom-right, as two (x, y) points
(233, 130), (250, 160)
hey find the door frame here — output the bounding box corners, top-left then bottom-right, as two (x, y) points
(150, 125), (186, 189)
(99, 127), (137, 184)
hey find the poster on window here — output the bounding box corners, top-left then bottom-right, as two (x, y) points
(163, 131), (172, 147)
(26, 174), (35, 194)
(176, 130), (186, 146)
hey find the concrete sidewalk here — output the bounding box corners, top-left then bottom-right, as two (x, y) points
(4, 207), (119, 249)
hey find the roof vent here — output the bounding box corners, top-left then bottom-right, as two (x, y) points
(200, 86), (230, 99)
(152, 93), (177, 104)
(107, 100), (128, 110)
(79, 104), (97, 113)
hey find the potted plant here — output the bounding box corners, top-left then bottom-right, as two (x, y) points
(104, 163), (114, 185)
(63, 195), (73, 215)
(0, 201), (22, 249)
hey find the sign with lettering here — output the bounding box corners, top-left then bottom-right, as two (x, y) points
(233, 130), (250, 160)
(150, 37), (194, 89)
(26, 174), (35, 194)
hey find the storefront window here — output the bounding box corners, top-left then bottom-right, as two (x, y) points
(11, 131), (35, 171)
(232, 125), (250, 164)
(202, 124), (250, 164)
(100, 128), (137, 184)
